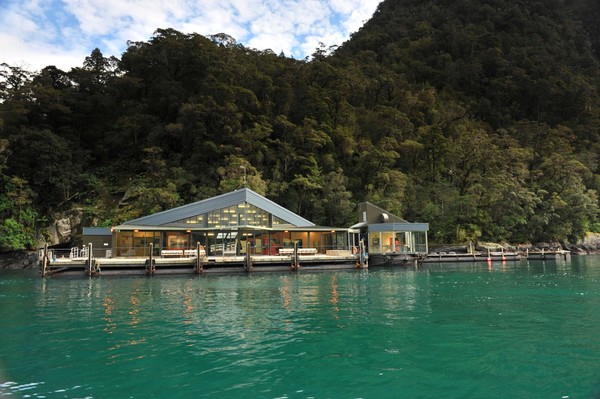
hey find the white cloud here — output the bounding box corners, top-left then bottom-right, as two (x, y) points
(0, 0), (382, 73)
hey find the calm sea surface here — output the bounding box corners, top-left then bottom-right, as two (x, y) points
(2, 256), (600, 399)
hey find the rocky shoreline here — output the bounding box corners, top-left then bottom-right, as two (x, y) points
(0, 251), (39, 270)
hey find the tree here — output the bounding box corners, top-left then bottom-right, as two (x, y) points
(5, 128), (79, 210)
(217, 156), (268, 195)
(0, 143), (38, 250)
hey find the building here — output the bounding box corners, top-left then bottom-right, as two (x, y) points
(82, 227), (112, 258)
(351, 202), (429, 264)
(111, 188), (359, 257)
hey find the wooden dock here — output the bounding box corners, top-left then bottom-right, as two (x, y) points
(523, 249), (571, 261)
(368, 249), (572, 267)
(38, 243), (368, 277)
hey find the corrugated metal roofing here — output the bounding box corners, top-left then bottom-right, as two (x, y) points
(368, 223), (429, 232)
(121, 188), (315, 228)
(112, 225), (350, 232)
(82, 227), (112, 236)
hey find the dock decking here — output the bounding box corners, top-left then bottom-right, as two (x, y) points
(38, 244), (571, 277)
(367, 249), (571, 267)
(39, 249), (367, 277)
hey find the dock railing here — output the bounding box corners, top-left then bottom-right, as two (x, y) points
(59, 244), (358, 259)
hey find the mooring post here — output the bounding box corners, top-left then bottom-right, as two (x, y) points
(195, 241), (204, 274)
(292, 241), (299, 271)
(245, 241), (253, 272)
(146, 243), (155, 275)
(86, 243), (94, 276)
(356, 240), (363, 268)
(358, 239), (367, 268)
(41, 243), (49, 277)
(149, 243), (154, 272)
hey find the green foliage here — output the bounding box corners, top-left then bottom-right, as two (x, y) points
(115, 180), (182, 223)
(0, 218), (32, 251)
(1, 1), (600, 250)
(0, 164), (38, 250)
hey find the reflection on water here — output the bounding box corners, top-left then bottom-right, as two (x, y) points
(1, 258), (600, 398)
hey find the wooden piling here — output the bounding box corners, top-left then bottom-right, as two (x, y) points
(146, 243), (156, 275)
(41, 243), (49, 277)
(292, 241), (299, 271)
(195, 241), (204, 274)
(86, 243), (94, 276)
(245, 241), (253, 272)
(357, 239), (368, 268)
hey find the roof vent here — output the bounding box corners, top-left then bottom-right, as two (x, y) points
(379, 213), (389, 223)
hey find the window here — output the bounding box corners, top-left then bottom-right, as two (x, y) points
(174, 202), (293, 228)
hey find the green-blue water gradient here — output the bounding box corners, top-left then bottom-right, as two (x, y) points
(1, 257), (600, 398)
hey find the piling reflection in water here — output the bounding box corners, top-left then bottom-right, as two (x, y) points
(330, 275), (339, 315)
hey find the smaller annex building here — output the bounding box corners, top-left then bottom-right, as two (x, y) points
(111, 188), (359, 257)
(82, 227), (112, 258)
(351, 202), (429, 255)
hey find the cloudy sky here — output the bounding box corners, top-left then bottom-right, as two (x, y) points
(1, 0), (382, 73)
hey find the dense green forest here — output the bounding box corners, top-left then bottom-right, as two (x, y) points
(1, 0), (600, 251)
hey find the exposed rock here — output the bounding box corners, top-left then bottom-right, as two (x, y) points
(0, 251), (38, 269)
(504, 237), (600, 255)
(432, 238), (600, 255)
(573, 233), (600, 254)
(42, 208), (85, 247)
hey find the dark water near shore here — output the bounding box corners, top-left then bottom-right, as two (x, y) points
(1, 257), (600, 398)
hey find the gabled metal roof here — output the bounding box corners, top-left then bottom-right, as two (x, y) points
(120, 188), (315, 227)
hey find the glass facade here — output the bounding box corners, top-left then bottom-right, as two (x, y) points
(412, 231), (428, 253)
(177, 202), (290, 228)
(113, 199), (353, 258)
(114, 231), (161, 257)
(367, 230), (428, 254)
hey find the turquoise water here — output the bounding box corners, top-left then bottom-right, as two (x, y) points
(1, 257), (600, 399)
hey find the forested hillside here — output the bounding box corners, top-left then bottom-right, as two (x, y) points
(1, 0), (600, 251)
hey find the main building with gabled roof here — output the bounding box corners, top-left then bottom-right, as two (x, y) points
(112, 188), (357, 257)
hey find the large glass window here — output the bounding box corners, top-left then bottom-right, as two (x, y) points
(413, 231), (428, 253)
(381, 232), (394, 253)
(115, 231), (160, 257)
(395, 232), (406, 253)
(175, 202), (291, 228)
(273, 215), (294, 227)
(166, 232), (190, 249)
(183, 214), (205, 226)
(369, 232), (381, 254)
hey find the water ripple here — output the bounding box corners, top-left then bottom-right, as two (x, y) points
(1, 263), (600, 398)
